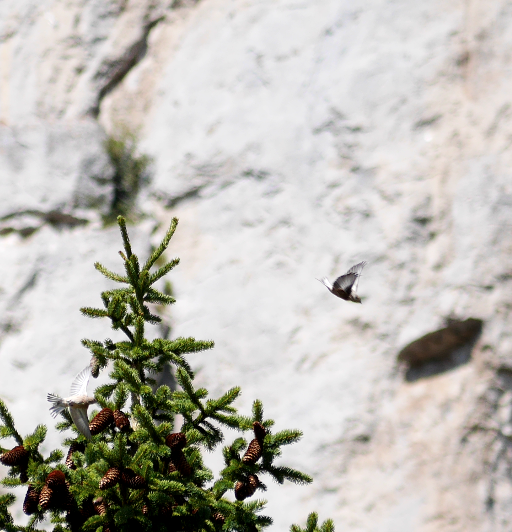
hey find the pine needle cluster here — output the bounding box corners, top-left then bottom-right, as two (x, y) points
(0, 216), (333, 532)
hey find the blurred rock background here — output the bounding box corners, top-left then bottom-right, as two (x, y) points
(1, 0), (512, 530)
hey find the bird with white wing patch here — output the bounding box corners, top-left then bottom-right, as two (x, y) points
(47, 366), (97, 440)
(317, 261), (367, 303)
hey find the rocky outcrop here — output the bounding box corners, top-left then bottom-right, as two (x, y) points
(0, 120), (114, 218)
(1, 0), (512, 530)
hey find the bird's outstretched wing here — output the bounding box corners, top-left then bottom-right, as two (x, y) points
(70, 407), (92, 441)
(333, 273), (357, 293)
(70, 366), (91, 397)
(349, 261), (367, 293)
(333, 261), (367, 295)
(346, 261), (367, 276)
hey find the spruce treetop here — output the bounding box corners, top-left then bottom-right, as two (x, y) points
(0, 216), (332, 532)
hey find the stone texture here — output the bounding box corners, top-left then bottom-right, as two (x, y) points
(1, 0), (512, 530)
(0, 120), (114, 219)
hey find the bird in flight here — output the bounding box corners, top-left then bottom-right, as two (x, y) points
(47, 366), (97, 440)
(317, 261), (367, 303)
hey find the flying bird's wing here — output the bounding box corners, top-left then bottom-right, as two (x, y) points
(333, 273), (357, 293)
(333, 262), (367, 295)
(70, 366), (91, 397)
(346, 261), (367, 276)
(349, 261), (367, 292)
(70, 407), (92, 441)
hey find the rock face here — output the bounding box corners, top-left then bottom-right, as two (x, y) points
(1, 0), (512, 530)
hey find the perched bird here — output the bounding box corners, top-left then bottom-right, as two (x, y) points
(47, 366), (97, 440)
(317, 261), (367, 303)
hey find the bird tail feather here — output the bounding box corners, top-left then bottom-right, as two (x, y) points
(47, 393), (65, 418)
(316, 277), (332, 290)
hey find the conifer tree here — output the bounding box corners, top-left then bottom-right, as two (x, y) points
(0, 216), (333, 531)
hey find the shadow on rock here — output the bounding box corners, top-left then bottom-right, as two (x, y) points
(398, 318), (483, 382)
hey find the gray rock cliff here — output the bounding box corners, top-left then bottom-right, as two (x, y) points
(1, 0), (512, 530)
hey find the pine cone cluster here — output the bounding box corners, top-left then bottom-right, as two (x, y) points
(39, 470), (72, 511)
(234, 474), (260, 501)
(121, 468), (146, 489)
(89, 408), (115, 435)
(93, 496), (107, 515)
(46, 469), (66, 488)
(99, 467), (146, 489)
(168, 449), (192, 476)
(242, 421), (266, 464)
(165, 432), (191, 476)
(253, 421), (266, 440)
(212, 512), (226, 524)
(165, 432), (187, 449)
(23, 485), (40, 515)
(100, 467), (121, 489)
(242, 439), (262, 465)
(91, 497), (117, 532)
(113, 409), (131, 432)
(39, 485), (53, 511)
(65, 441), (85, 470)
(0, 445), (29, 466)
(39, 483), (72, 511)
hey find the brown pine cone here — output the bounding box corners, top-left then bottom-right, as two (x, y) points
(113, 410), (130, 432)
(46, 470), (66, 488)
(248, 474), (260, 490)
(121, 468), (146, 489)
(23, 485), (40, 515)
(165, 432), (187, 450)
(242, 438), (263, 464)
(212, 512), (226, 524)
(50, 484), (72, 510)
(253, 421), (266, 441)
(64, 485), (75, 511)
(99, 467), (121, 489)
(0, 445), (29, 466)
(234, 475), (259, 501)
(39, 485), (54, 510)
(93, 496), (107, 515)
(90, 356), (100, 378)
(234, 480), (248, 501)
(65, 441), (85, 470)
(89, 408), (115, 435)
(142, 504), (149, 515)
(169, 449), (191, 476)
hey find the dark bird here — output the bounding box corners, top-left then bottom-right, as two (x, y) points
(317, 261), (367, 303)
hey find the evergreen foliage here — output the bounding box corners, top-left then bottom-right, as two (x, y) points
(104, 133), (151, 222)
(290, 513), (335, 532)
(0, 216), (333, 532)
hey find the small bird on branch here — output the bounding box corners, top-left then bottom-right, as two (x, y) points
(47, 366), (97, 440)
(317, 261), (367, 303)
